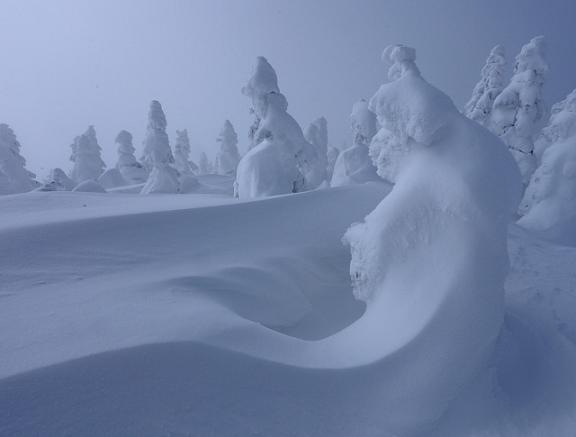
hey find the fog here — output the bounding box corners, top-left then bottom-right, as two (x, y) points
(1, 0), (575, 177)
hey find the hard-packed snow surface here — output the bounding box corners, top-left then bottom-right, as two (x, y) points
(2, 175), (576, 434)
(331, 99), (380, 187)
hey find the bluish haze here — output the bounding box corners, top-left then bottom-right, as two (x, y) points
(0, 0), (575, 176)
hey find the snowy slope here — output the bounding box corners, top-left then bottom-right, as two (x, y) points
(2, 184), (576, 436)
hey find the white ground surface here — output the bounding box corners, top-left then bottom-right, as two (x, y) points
(1, 181), (576, 436)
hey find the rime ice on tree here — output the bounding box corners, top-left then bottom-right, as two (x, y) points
(0, 123), (37, 194)
(519, 89), (576, 232)
(69, 126), (105, 185)
(465, 45), (507, 126)
(215, 120), (241, 175)
(305, 117), (329, 183)
(235, 57), (324, 199)
(140, 101), (180, 194)
(492, 36), (548, 185)
(174, 129), (199, 175)
(331, 100), (380, 187)
(115, 130), (148, 184)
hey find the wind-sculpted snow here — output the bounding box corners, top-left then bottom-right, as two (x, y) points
(4, 45), (576, 437)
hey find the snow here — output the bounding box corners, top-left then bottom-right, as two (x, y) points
(37, 167), (74, 192)
(72, 179), (106, 193)
(115, 130), (149, 184)
(3, 39), (576, 437)
(518, 136), (576, 241)
(235, 57), (325, 199)
(465, 45), (507, 126)
(491, 36), (548, 185)
(331, 100), (380, 187)
(97, 167), (127, 189)
(0, 123), (37, 194)
(140, 101), (180, 194)
(69, 125), (106, 184)
(534, 88), (576, 160)
(215, 120), (241, 175)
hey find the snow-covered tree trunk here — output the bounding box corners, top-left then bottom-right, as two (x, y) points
(69, 125), (105, 185)
(216, 120), (241, 175)
(0, 123), (37, 194)
(491, 36), (548, 185)
(140, 100), (180, 194)
(465, 45), (507, 126)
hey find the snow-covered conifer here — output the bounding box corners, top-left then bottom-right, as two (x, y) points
(519, 88), (576, 227)
(533, 89), (576, 159)
(465, 45), (507, 125)
(174, 129), (198, 175)
(69, 126), (105, 184)
(491, 36), (548, 185)
(198, 151), (211, 175)
(215, 120), (241, 175)
(242, 57), (280, 150)
(235, 57), (324, 198)
(38, 168), (74, 192)
(326, 146), (340, 180)
(140, 100), (180, 194)
(115, 130), (148, 184)
(518, 135), (576, 234)
(0, 123), (37, 194)
(331, 100), (380, 187)
(305, 117), (328, 183)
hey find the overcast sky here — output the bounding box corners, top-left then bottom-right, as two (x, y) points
(1, 0), (575, 177)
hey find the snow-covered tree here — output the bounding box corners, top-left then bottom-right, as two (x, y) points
(38, 168), (74, 192)
(140, 100), (180, 194)
(519, 88), (576, 227)
(305, 117), (328, 183)
(0, 123), (37, 194)
(533, 89), (576, 160)
(198, 151), (211, 175)
(326, 145), (340, 180)
(331, 100), (380, 187)
(174, 129), (199, 175)
(518, 135), (576, 235)
(242, 56), (280, 150)
(235, 57), (324, 199)
(465, 45), (507, 126)
(491, 36), (548, 185)
(69, 125), (105, 184)
(215, 120), (241, 175)
(343, 45), (520, 419)
(115, 130), (148, 184)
